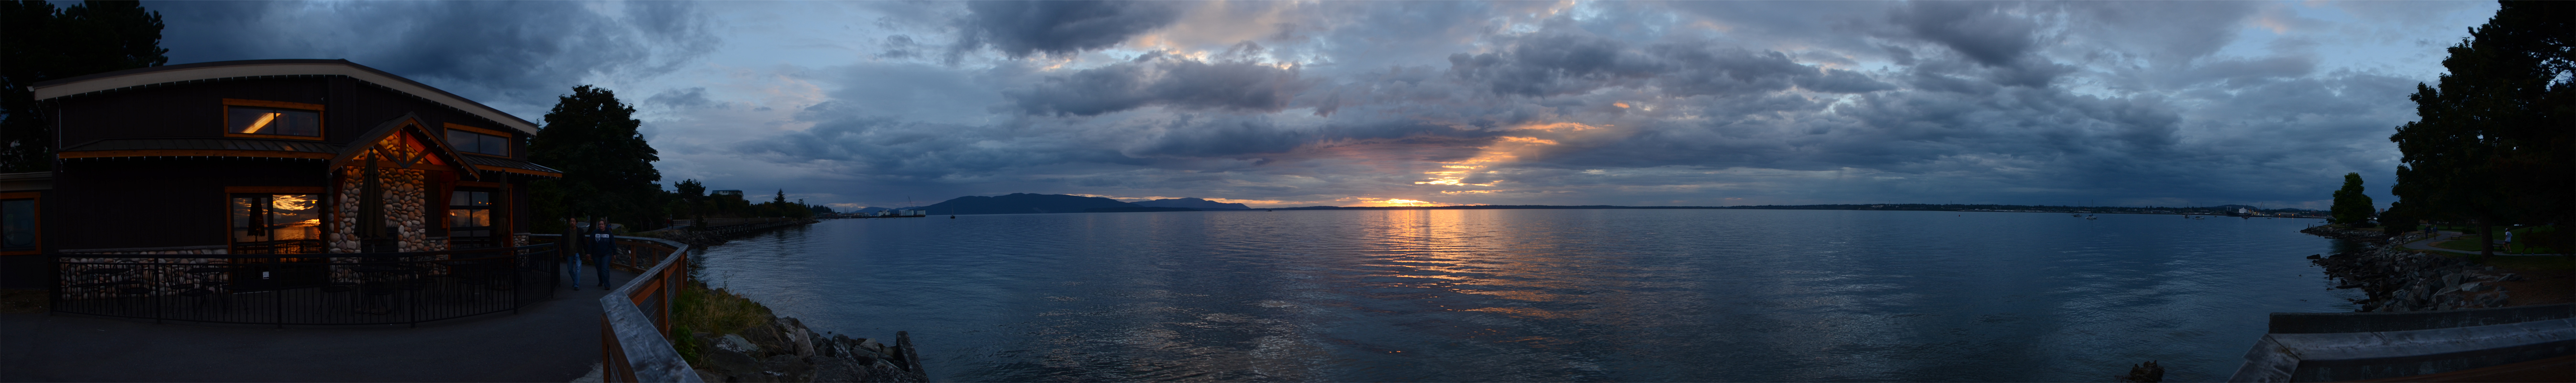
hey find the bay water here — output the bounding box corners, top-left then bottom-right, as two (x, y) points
(691, 209), (2359, 382)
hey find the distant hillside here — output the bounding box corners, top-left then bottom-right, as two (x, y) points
(1130, 197), (1250, 210)
(920, 193), (1141, 215)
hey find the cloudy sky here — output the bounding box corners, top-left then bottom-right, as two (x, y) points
(152, 0), (2499, 210)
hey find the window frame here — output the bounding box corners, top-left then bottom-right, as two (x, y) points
(1, 192), (39, 256)
(222, 99), (327, 141)
(443, 123), (514, 158)
(224, 186), (327, 255)
(447, 187), (501, 249)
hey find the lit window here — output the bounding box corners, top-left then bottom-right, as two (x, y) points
(447, 129), (510, 156)
(449, 190), (498, 248)
(231, 194), (322, 254)
(228, 106), (321, 137)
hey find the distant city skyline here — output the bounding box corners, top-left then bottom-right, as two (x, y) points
(153, 0), (2498, 209)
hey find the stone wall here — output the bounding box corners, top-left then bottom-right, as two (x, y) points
(54, 247), (229, 299)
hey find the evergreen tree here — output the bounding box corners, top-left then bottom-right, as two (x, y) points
(529, 85), (662, 230)
(2331, 173), (2375, 226)
(2389, 0), (2573, 259)
(0, 0), (168, 172)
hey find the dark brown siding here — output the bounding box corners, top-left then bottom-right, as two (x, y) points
(56, 78), (333, 146)
(47, 159), (327, 250)
(53, 76), (526, 151)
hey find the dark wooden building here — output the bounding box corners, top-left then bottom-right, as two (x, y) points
(0, 59), (562, 288)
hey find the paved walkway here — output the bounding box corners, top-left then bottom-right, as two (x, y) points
(0, 269), (636, 383)
(2399, 231), (2568, 257)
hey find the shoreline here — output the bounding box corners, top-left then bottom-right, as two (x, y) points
(643, 218), (932, 383)
(2301, 226), (2570, 311)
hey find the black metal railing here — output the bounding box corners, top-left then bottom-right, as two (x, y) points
(50, 243), (560, 327)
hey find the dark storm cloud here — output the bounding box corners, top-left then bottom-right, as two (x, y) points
(656, 1), (2479, 209)
(1445, 30), (1890, 99)
(952, 0), (1182, 60)
(1006, 52), (1314, 116)
(1886, 1), (2043, 68)
(646, 88), (713, 109)
(149, 0), (717, 110)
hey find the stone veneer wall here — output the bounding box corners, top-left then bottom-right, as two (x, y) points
(55, 247), (229, 299)
(332, 166), (363, 254)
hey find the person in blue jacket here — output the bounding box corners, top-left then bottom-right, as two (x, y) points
(585, 217), (617, 289)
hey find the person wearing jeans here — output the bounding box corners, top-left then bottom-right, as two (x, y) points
(586, 218), (617, 289)
(565, 218), (618, 290)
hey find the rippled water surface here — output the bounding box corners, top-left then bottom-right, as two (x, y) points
(693, 209), (2358, 382)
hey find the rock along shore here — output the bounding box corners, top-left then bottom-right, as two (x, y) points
(2306, 230), (2527, 312)
(687, 317), (927, 383)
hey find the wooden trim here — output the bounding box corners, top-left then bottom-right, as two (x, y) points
(223, 98), (325, 110)
(222, 133), (327, 141)
(224, 186), (325, 194)
(476, 165), (562, 177)
(374, 161), (457, 172)
(58, 149), (336, 159)
(443, 123), (511, 137)
(456, 181), (504, 188)
(1, 191), (37, 255)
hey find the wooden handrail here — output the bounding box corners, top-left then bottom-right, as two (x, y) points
(598, 235), (700, 383)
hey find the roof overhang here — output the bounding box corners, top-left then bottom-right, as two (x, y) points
(329, 113), (483, 182)
(30, 59), (538, 135)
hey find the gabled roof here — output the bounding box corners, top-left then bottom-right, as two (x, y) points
(329, 113), (481, 181)
(29, 59), (538, 134)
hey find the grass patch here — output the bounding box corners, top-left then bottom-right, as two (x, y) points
(2432, 226), (2567, 254)
(670, 281), (776, 366)
(2420, 250), (2576, 271)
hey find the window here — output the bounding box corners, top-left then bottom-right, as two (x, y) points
(2, 195), (35, 254)
(446, 128), (510, 156)
(224, 99), (323, 138)
(230, 194), (322, 254)
(449, 190), (496, 248)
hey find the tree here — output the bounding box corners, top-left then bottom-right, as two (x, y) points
(2389, 0), (2574, 259)
(672, 179), (706, 201)
(0, 0), (168, 172)
(529, 85), (662, 231)
(2330, 173), (2376, 226)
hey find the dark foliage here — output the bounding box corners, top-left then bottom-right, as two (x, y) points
(529, 85), (663, 231)
(2332, 172), (2376, 226)
(2388, 0), (2574, 258)
(0, 0), (167, 172)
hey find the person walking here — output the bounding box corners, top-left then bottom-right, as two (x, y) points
(585, 217), (617, 289)
(564, 218), (589, 290)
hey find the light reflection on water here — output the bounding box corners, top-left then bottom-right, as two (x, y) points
(695, 210), (2359, 382)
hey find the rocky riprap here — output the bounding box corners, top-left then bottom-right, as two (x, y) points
(2311, 232), (2526, 312)
(2298, 225), (2386, 241)
(688, 317), (927, 383)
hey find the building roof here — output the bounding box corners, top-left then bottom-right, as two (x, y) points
(326, 113), (482, 181)
(460, 155), (564, 178)
(58, 137), (343, 160)
(29, 59), (539, 134)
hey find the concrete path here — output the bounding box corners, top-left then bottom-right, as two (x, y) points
(0, 269), (636, 383)
(2400, 231), (2568, 257)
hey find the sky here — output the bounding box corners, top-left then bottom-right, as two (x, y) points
(147, 0), (2502, 210)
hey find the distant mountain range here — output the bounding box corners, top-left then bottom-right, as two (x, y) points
(1131, 197), (1250, 210)
(859, 194), (2316, 216)
(879, 194), (1255, 215)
